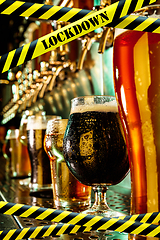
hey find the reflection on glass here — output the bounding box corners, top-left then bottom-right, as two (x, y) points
(63, 95), (129, 217)
(44, 119), (91, 210)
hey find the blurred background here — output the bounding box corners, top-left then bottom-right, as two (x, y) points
(0, 0), (116, 129)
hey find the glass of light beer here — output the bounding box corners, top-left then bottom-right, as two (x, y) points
(26, 115), (61, 197)
(4, 129), (31, 178)
(44, 118), (91, 210)
(63, 95), (129, 217)
(113, 5), (160, 215)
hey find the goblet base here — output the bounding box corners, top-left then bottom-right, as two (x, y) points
(82, 185), (126, 218)
(82, 205), (126, 218)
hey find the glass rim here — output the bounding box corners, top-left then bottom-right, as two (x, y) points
(6, 129), (19, 139)
(27, 115), (61, 120)
(46, 119), (68, 134)
(47, 118), (68, 124)
(71, 95), (116, 102)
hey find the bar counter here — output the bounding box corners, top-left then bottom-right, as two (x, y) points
(0, 176), (131, 240)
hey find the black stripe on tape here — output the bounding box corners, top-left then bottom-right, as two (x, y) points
(7, 2), (32, 17)
(7, 229), (26, 240)
(35, 225), (51, 239)
(21, 227), (37, 239)
(51, 223), (65, 236)
(112, 0), (126, 22)
(123, 15), (146, 29)
(154, 232), (160, 238)
(0, 0), (15, 13)
(107, 15), (127, 27)
(89, 218), (111, 231)
(117, 221), (141, 233)
(75, 215), (96, 226)
(28, 5), (52, 19)
(59, 213), (94, 225)
(10, 46), (23, 70)
(143, 19), (160, 33)
(68, 9), (91, 23)
(138, 224), (159, 236)
(41, 209), (68, 221)
(127, 0), (138, 15)
(135, 213), (146, 222)
(25, 207), (47, 219)
(0, 202), (15, 214)
(63, 224), (77, 234)
(45, 7), (71, 21)
(0, 54), (7, 74)
(10, 205), (31, 217)
(142, 0), (150, 8)
(24, 39), (38, 63)
(146, 212), (160, 224)
(123, 214), (146, 223)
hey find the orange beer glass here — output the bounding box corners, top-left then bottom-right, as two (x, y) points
(113, 9), (160, 215)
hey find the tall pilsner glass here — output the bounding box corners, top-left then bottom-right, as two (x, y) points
(113, 5), (160, 215)
(27, 115), (61, 197)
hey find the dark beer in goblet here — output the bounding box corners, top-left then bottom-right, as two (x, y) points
(63, 95), (129, 217)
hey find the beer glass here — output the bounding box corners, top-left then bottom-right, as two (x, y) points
(26, 115), (61, 197)
(113, 5), (160, 215)
(63, 95), (129, 217)
(4, 129), (31, 178)
(44, 118), (91, 210)
(19, 110), (46, 146)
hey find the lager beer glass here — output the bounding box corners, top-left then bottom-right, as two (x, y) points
(63, 95), (129, 217)
(4, 129), (31, 178)
(27, 115), (61, 197)
(44, 118), (91, 210)
(113, 5), (160, 215)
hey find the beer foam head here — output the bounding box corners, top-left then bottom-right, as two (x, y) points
(6, 129), (19, 139)
(70, 98), (118, 114)
(27, 115), (61, 130)
(46, 119), (68, 135)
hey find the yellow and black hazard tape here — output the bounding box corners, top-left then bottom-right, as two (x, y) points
(0, 223), (88, 239)
(0, 0), (156, 74)
(1, 0), (160, 36)
(0, 0), (158, 31)
(1, 220), (160, 239)
(0, 0), (160, 35)
(0, 0), (93, 23)
(1, 201), (160, 225)
(1, 201), (160, 239)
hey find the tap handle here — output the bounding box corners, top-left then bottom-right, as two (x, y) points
(39, 75), (52, 98)
(77, 36), (94, 70)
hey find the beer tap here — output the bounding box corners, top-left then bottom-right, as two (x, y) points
(31, 70), (43, 105)
(1, 70), (17, 115)
(77, 0), (114, 70)
(1, 70), (20, 124)
(38, 61), (53, 98)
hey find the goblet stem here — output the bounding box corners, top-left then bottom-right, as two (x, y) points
(82, 185), (126, 217)
(92, 186), (110, 212)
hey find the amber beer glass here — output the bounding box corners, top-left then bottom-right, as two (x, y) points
(113, 7), (160, 215)
(44, 119), (91, 209)
(4, 129), (31, 178)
